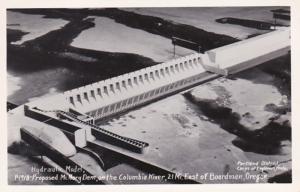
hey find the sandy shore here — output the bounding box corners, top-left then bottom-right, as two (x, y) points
(71, 16), (193, 62)
(7, 11), (68, 45)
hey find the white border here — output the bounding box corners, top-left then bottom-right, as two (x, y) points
(1, 0), (299, 192)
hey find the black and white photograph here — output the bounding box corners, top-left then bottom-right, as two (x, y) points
(6, 4), (295, 187)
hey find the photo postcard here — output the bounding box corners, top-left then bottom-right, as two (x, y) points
(6, 5), (294, 186)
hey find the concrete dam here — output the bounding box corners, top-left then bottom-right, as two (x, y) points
(29, 28), (290, 121)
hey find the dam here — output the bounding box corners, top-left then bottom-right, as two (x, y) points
(28, 28), (290, 121)
(9, 27), (290, 183)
